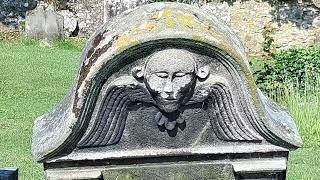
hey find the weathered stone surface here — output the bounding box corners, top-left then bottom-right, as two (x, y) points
(96, 0), (320, 54)
(0, 0), (37, 29)
(0, 168), (18, 180)
(25, 3), (46, 38)
(313, 0), (320, 8)
(32, 2), (302, 179)
(25, 3), (63, 39)
(66, 0), (105, 36)
(102, 163), (236, 180)
(105, 0), (148, 21)
(57, 10), (78, 37)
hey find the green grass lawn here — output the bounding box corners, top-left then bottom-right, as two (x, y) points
(0, 40), (81, 179)
(0, 40), (319, 179)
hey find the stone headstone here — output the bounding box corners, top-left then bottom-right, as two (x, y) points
(32, 2), (302, 180)
(0, 168), (18, 180)
(25, 3), (63, 39)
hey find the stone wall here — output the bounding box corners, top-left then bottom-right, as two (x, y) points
(217, 0), (320, 54)
(1, 0), (319, 54)
(0, 0), (37, 30)
(98, 0), (320, 54)
(66, 0), (105, 36)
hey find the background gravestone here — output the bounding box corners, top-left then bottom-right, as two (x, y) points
(25, 2), (63, 39)
(32, 2), (302, 179)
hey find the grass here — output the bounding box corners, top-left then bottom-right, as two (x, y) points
(281, 82), (320, 179)
(0, 39), (81, 179)
(0, 39), (319, 179)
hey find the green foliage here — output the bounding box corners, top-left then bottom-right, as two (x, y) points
(282, 84), (320, 148)
(271, 77), (320, 179)
(53, 37), (87, 51)
(250, 47), (320, 93)
(16, 37), (87, 51)
(261, 23), (275, 53)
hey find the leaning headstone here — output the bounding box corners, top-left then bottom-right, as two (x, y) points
(25, 3), (63, 39)
(32, 2), (302, 179)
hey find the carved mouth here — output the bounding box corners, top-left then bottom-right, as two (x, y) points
(164, 98), (176, 101)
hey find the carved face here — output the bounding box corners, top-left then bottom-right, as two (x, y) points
(144, 49), (197, 112)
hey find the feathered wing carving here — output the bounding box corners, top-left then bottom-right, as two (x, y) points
(190, 77), (263, 142)
(77, 76), (152, 148)
(190, 77), (302, 148)
(207, 83), (263, 141)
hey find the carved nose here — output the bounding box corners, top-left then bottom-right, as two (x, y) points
(163, 80), (173, 94)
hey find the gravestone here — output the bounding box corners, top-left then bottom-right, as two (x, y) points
(0, 168), (18, 180)
(31, 2), (302, 180)
(25, 2), (63, 39)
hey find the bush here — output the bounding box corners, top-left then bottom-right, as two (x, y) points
(250, 47), (320, 93)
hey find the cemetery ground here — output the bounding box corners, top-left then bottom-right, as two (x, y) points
(0, 39), (319, 179)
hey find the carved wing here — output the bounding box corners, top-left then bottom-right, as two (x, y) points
(190, 77), (302, 148)
(189, 77), (263, 141)
(207, 83), (263, 141)
(77, 76), (152, 148)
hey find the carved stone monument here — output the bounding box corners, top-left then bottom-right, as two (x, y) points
(32, 2), (302, 180)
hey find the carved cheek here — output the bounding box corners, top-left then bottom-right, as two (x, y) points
(172, 75), (193, 96)
(147, 74), (166, 94)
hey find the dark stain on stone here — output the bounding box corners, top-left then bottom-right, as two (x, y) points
(87, 48), (95, 59)
(87, 30), (108, 59)
(193, 13), (199, 20)
(73, 34), (120, 117)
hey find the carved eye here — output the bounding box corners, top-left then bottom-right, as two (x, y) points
(155, 72), (168, 78)
(174, 72), (186, 77)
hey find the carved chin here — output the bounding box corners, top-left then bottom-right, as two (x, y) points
(157, 101), (180, 112)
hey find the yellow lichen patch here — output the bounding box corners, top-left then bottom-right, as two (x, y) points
(116, 34), (139, 51)
(151, 12), (159, 20)
(162, 8), (172, 18)
(192, 35), (202, 41)
(145, 21), (158, 32)
(151, 8), (173, 20)
(117, 39), (140, 53)
(193, 21), (211, 34)
(166, 18), (175, 28)
(177, 14), (194, 28)
(129, 26), (140, 35)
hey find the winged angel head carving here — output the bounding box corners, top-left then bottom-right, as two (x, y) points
(78, 48), (266, 148)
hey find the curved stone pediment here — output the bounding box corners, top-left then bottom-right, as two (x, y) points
(32, 2), (302, 163)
